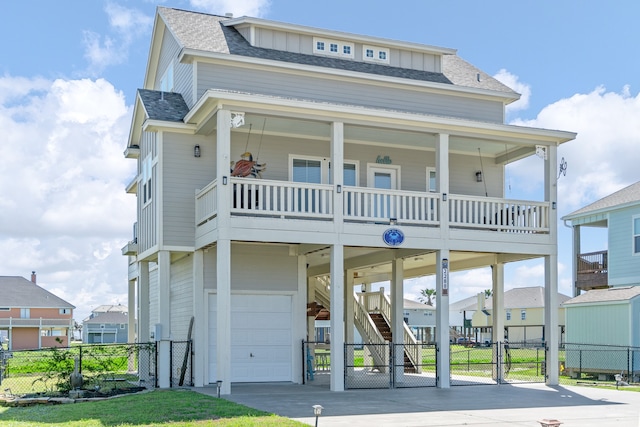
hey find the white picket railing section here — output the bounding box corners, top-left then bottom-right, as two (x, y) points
(343, 187), (439, 225)
(448, 194), (549, 233)
(194, 177), (551, 235)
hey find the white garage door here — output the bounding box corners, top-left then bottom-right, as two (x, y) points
(209, 294), (292, 383)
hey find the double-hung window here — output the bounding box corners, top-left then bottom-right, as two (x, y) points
(633, 216), (640, 255)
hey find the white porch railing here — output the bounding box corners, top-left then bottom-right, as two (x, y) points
(194, 177), (550, 234)
(448, 195), (550, 233)
(343, 187), (439, 225)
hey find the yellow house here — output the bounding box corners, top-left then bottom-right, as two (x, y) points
(469, 286), (569, 344)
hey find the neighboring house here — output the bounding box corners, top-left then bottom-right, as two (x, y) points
(87, 304), (128, 317)
(562, 181), (640, 296)
(468, 286), (570, 345)
(122, 7), (575, 392)
(0, 272), (75, 350)
(449, 294), (479, 342)
(83, 311), (130, 344)
(562, 286), (640, 379)
(403, 299), (436, 343)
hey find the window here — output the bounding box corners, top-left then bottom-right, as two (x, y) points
(0, 308), (9, 311)
(426, 168), (437, 192)
(120, 324), (126, 329)
(20, 308), (30, 319)
(363, 45), (390, 64)
(100, 324), (105, 329)
(59, 308), (70, 315)
(634, 216), (640, 254)
(160, 63), (174, 92)
(142, 154), (153, 204)
(506, 310), (511, 321)
(313, 37), (354, 59)
(521, 309), (526, 320)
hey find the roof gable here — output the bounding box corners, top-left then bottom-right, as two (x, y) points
(563, 181), (640, 221)
(563, 286), (640, 305)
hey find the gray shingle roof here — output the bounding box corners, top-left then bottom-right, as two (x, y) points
(562, 181), (640, 220)
(157, 7), (516, 93)
(84, 311), (129, 324)
(0, 276), (75, 309)
(138, 89), (189, 122)
(563, 286), (640, 305)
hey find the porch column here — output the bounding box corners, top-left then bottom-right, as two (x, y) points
(138, 261), (150, 344)
(216, 109), (232, 395)
(192, 249), (205, 387)
(330, 244), (345, 391)
(544, 143), (559, 385)
(491, 262), (505, 381)
(572, 225), (581, 297)
(545, 254), (559, 385)
(345, 268), (355, 376)
(435, 249), (450, 388)
(331, 122), (344, 230)
(157, 250), (171, 388)
(293, 254), (308, 384)
(307, 277), (316, 342)
(127, 279), (136, 343)
(391, 257), (404, 381)
(436, 133), (450, 237)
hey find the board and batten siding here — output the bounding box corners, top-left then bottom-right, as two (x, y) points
(565, 303), (630, 345)
(139, 131), (158, 253)
(162, 132), (216, 248)
(608, 206), (640, 286)
(154, 27), (193, 106)
(250, 28), (441, 73)
(203, 244), (297, 292)
(197, 63), (503, 123)
(170, 255), (194, 340)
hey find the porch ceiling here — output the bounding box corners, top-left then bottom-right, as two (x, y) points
(303, 245), (538, 283)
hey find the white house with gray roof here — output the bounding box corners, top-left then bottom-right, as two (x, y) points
(122, 6), (575, 392)
(562, 181), (640, 296)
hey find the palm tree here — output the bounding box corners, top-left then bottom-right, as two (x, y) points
(418, 288), (436, 306)
(484, 289), (493, 298)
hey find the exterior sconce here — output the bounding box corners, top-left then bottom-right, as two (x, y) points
(194, 145), (201, 157)
(222, 176), (228, 185)
(336, 184), (342, 193)
(475, 171), (483, 182)
(442, 193), (447, 201)
(389, 217), (397, 226)
(552, 201), (557, 210)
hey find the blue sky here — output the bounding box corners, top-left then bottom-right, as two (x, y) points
(1, 0), (639, 321)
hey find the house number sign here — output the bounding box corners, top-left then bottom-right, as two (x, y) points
(382, 228), (404, 246)
(442, 258), (449, 296)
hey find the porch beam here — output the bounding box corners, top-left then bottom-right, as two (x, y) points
(495, 146), (535, 165)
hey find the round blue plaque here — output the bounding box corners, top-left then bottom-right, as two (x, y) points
(382, 228), (404, 246)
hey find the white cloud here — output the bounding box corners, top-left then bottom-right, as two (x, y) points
(493, 69), (531, 115)
(0, 75), (136, 322)
(189, 0), (271, 17)
(82, 3), (153, 75)
(509, 85), (640, 214)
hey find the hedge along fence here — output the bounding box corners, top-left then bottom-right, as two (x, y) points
(0, 342), (155, 397)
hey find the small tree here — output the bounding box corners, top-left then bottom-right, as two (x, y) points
(484, 289), (493, 298)
(418, 288), (436, 306)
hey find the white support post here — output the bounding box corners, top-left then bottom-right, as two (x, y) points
(436, 133), (450, 238)
(216, 239), (232, 395)
(391, 257), (404, 382)
(329, 244), (345, 391)
(157, 250), (171, 388)
(435, 249), (450, 388)
(192, 249), (205, 387)
(491, 262), (504, 381)
(345, 268), (355, 376)
(138, 261), (150, 343)
(293, 254), (307, 384)
(331, 122), (344, 231)
(572, 225), (581, 297)
(545, 254), (559, 385)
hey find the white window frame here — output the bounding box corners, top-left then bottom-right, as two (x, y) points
(160, 62), (174, 92)
(362, 45), (390, 64)
(633, 215), (640, 255)
(20, 308), (30, 319)
(288, 154), (359, 186)
(367, 164), (401, 189)
(521, 309), (526, 320)
(313, 37), (354, 59)
(59, 308), (70, 315)
(506, 310), (511, 321)
(426, 167), (437, 192)
(141, 154), (153, 206)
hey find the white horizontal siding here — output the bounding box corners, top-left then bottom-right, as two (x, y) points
(609, 206), (640, 285)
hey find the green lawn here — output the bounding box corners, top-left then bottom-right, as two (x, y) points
(0, 389), (307, 426)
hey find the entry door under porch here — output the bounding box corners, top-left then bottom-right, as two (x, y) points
(208, 294), (293, 383)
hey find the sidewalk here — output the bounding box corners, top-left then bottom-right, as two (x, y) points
(195, 382), (640, 426)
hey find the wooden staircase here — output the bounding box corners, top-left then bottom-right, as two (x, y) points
(369, 313), (417, 373)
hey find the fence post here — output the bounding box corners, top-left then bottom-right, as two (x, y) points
(579, 349), (582, 379)
(389, 342), (393, 389)
(79, 345), (83, 374)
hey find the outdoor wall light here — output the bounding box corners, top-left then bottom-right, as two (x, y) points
(312, 405), (323, 427)
(336, 184), (342, 193)
(216, 380), (223, 398)
(475, 171), (483, 182)
(194, 144), (201, 157)
(222, 176), (228, 185)
(552, 201), (557, 210)
(389, 218), (397, 225)
(442, 193), (447, 201)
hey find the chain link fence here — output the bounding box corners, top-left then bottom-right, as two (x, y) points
(0, 343), (155, 397)
(170, 340), (193, 387)
(562, 343), (640, 383)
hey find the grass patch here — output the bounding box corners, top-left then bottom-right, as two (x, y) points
(0, 389), (306, 426)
